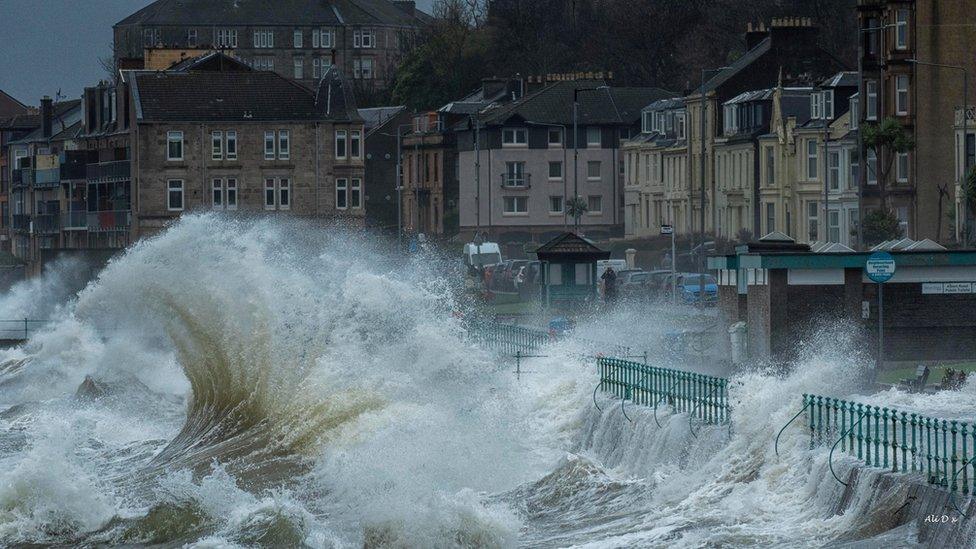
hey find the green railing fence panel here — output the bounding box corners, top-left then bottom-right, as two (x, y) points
(805, 393), (976, 495)
(597, 357), (729, 425)
(473, 321), (630, 358)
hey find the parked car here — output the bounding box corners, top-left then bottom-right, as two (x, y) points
(674, 273), (718, 305)
(620, 270), (671, 299)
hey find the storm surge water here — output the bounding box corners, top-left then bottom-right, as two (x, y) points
(0, 214), (972, 547)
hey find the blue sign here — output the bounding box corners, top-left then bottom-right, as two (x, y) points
(865, 251), (896, 283)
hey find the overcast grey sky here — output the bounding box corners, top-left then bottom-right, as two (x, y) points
(0, 0), (435, 107)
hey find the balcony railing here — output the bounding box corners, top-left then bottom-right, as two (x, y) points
(32, 214), (60, 234)
(87, 210), (131, 232)
(500, 173), (531, 189)
(12, 214), (30, 232)
(33, 168), (61, 189)
(86, 160), (131, 183)
(61, 211), (88, 230)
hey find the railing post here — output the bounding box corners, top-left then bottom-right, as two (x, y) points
(910, 413), (918, 472)
(882, 408), (890, 469)
(951, 421), (959, 492)
(24, 318), (28, 340)
(963, 423), (971, 496)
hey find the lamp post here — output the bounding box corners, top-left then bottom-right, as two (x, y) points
(908, 58), (970, 247)
(696, 66), (729, 311)
(573, 85), (610, 234)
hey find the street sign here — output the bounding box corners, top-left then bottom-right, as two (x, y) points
(660, 224), (674, 235)
(865, 251), (896, 283)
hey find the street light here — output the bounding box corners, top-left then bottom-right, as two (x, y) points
(908, 58), (970, 247)
(573, 85), (610, 234)
(696, 66), (729, 312)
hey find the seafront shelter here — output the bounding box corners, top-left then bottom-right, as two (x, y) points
(535, 232), (610, 308)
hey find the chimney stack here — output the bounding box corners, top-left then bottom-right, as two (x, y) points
(41, 96), (53, 138)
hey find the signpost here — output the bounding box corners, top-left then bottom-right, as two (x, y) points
(661, 225), (676, 304)
(865, 251), (896, 380)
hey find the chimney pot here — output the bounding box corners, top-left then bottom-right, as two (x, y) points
(41, 96), (53, 139)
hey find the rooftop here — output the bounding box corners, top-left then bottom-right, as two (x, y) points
(116, 0), (427, 28)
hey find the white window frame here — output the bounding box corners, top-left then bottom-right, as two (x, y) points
(278, 130), (290, 160)
(807, 201), (819, 241)
(335, 130), (348, 159)
(897, 152), (909, 182)
(293, 29), (303, 48)
(168, 179), (184, 211)
(212, 130), (223, 160)
(350, 130), (362, 159)
(806, 140), (819, 180)
(293, 57), (304, 79)
(828, 151), (841, 191)
(850, 96), (859, 130)
(896, 9), (909, 50)
(587, 160), (601, 181)
(167, 131), (184, 161)
(867, 149), (878, 185)
(212, 178), (224, 209)
(264, 131), (276, 160)
(278, 178), (291, 210)
(849, 149), (859, 189)
(676, 113), (686, 140)
(548, 161), (563, 180)
(226, 178), (238, 210)
(896, 75), (910, 115)
(823, 90), (834, 120)
(811, 93), (822, 120)
(336, 178), (348, 210)
(502, 196), (528, 215)
(547, 128), (563, 147)
(187, 29), (198, 48)
(866, 81), (878, 121)
(548, 195), (563, 214)
(501, 128), (527, 147)
(226, 130), (237, 160)
(828, 210), (841, 243)
(264, 178), (277, 210)
(351, 178), (362, 209)
(504, 161), (526, 187)
(586, 127), (601, 147)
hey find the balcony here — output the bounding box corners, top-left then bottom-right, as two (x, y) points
(500, 173), (532, 189)
(61, 210), (88, 230)
(32, 214), (60, 234)
(87, 210), (131, 232)
(33, 168), (61, 189)
(86, 160), (131, 183)
(12, 214), (30, 232)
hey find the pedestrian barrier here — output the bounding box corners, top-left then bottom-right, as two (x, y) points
(473, 321), (630, 358)
(597, 357), (730, 425)
(0, 319), (46, 341)
(802, 394), (976, 497)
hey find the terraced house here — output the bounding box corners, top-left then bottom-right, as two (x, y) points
(4, 53), (365, 274)
(113, 0), (429, 92)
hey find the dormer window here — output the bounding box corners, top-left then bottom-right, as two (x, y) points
(642, 111), (653, 133)
(823, 90), (834, 119)
(850, 95), (859, 130)
(676, 113), (686, 140)
(502, 128), (527, 146)
(811, 93), (823, 120)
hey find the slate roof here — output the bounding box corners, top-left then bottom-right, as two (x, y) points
(6, 102), (83, 145)
(358, 105), (405, 132)
(821, 71), (858, 89)
(697, 37), (773, 95)
(116, 0), (427, 28)
(0, 100), (81, 131)
(535, 232), (610, 261)
(131, 66), (361, 122)
(477, 80), (674, 127)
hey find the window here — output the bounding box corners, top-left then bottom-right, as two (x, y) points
(353, 58), (374, 79)
(866, 17), (879, 56)
(850, 96), (859, 130)
(167, 131), (183, 161)
(187, 29), (198, 47)
(503, 196), (528, 214)
(765, 147), (775, 186)
(548, 161), (562, 180)
(336, 178), (348, 209)
(350, 130), (362, 159)
(226, 178), (237, 210)
(351, 178), (362, 209)
(143, 28), (160, 47)
(264, 131), (275, 160)
(897, 152), (909, 182)
(293, 57), (304, 79)
(810, 93), (822, 120)
(586, 127), (601, 147)
(807, 140), (818, 180)
(676, 113), (686, 140)
(807, 201), (819, 241)
(216, 28), (237, 48)
(587, 195), (602, 214)
(828, 151), (840, 191)
(897, 206), (909, 235)
(263, 179), (277, 209)
(353, 29), (375, 48)
(253, 56), (274, 71)
(549, 195), (563, 214)
(548, 128), (562, 146)
(502, 128), (527, 146)
(212, 131), (223, 160)
(896, 9), (909, 49)
(168, 180), (184, 211)
(254, 30), (274, 48)
(226, 131), (237, 160)
(867, 149), (878, 185)
(849, 209), (858, 242)
(313, 28), (333, 48)
(335, 130), (347, 158)
(765, 203), (775, 234)
(504, 162), (526, 186)
(866, 81), (878, 121)
(278, 178), (290, 210)
(278, 130), (290, 160)
(294, 29), (303, 48)
(212, 178), (223, 208)
(587, 161), (601, 180)
(313, 58), (331, 79)
(823, 91), (834, 120)
(896, 75), (910, 115)
(849, 149), (859, 189)
(828, 210), (841, 243)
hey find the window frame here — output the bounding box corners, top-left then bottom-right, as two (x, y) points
(212, 178), (224, 209)
(587, 195), (603, 215)
(586, 160), (601, 181)
(167, 179), (184, 211)
(187, 29), (198, 48)
(294, 29), (303, 48)
(896, 152), (910, 182)
(548, 161), (563, 180)
(211, 130), (223, 160)
(501, 128), (527, 147)
(502, 196), (528, 215)
(806, 139), (819, 180)
(167, 131), (184, 161)
(896, 9), (909, 50)
(823, 90), (834, 120)
(586, 127), (601, 147)
(867, 149), (879, 185)
(895, 75), (910, 115)
(264, 178), (277, 210)
(866, 81), (879, 121)
(278, 129), (290, 160)
(548, 195), (564, 214)
(351, 178), (362, 209)
(336, 178), (349, 210)
(226, 130), (237, 160)
(226, 178), (238, 210)
(278, 178), (291, 210)
(264, 131), (276, 160)
(350, 130), (362, 159)
(828, 150), (841, 191)
(335, 129), (348, 159)
(293, 56), (304, 79)
(547, 128), (563, 147)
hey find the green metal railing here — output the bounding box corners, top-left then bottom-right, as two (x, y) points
(474, 322), (630, 358)
(804, 394), (976, 495)
(598, 357), (730, 425)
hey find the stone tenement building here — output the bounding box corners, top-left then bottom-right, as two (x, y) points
(113, 0), (429, 92)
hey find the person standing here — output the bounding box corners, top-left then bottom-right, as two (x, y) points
(601, 266), (618, 303)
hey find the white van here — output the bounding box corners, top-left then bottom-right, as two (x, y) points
(463, 242), (502, 268)
(596, 259), (628, 279)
